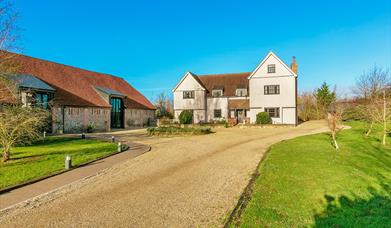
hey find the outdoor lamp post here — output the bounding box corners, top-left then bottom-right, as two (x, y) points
(118, 142), (122, 152)
(65, 155), (72, 170)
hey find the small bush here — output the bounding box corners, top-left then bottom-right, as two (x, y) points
(212, 118), (227, 124)
(86, 122), (95, 133)
(147, 126), (212, 136)
(159, 117), (173, 126)
(256, 112), (272, 124)
(341, 105), (365, 121)
(179, 110), (193, 124)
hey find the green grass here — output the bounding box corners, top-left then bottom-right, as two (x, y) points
(237, 121), (391, 227)
(0, 137), (117, 189)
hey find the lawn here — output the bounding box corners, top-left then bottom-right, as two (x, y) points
(236, 121), (391, 227)
(0, 137), (117, 189)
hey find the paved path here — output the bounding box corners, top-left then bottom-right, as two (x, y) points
(0, 121), (328, 227)
(0, 137), (151, 211)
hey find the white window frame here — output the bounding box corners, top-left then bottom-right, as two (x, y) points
(236, 88), (247, 97)
(264, 107), (280, 118)
(212, 89), (223, 97)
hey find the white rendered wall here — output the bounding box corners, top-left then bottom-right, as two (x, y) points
(206, 97), (229, 121)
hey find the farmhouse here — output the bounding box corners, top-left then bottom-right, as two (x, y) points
(173, 52), (298, 125)
(2, 53), (155, 133)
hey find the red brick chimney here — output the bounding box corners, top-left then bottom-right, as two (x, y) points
(290, 56), (298, 74)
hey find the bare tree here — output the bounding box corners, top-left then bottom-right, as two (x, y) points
(327, 112), (342, 150)
(298, 91), (317, 121)
(0, 106), (48, 161)
(353, 66), (391, 137)
(155, 92), (173, 119)
(0, 0), (19, 102)
(365, 90), (391, 145)
(354, 66), (390, 99)
(0, 1), (49, 162)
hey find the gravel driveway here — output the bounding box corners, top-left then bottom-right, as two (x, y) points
(0, 120), (328, 227)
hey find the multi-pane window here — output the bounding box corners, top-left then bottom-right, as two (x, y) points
(236, 88), (248, 97)
(110, 97), (124, 128)
(264, 85), (280, 95)
(214, 109), (222, 118)
(267, 64), (276, 73)
(212, 90), (223, 97)
(264, 108), (280, 118)
(34, 92), (52, 110)
(183, 91), (195, 99)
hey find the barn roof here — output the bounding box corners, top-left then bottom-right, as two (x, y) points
(11, 53), (155, 109)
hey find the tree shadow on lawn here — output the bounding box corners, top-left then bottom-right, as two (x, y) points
(314, 179), (391, 227)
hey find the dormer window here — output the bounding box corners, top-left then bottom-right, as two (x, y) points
(212, 89), (223, 97)
(267, 64), (276, 73)
(236, 88), (247, 97)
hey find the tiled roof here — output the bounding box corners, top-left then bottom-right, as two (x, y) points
(12, 53), (155, 109)
(228, 99), (249, 109)
(196, 72), (251, 97)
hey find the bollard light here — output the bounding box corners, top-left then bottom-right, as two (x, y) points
(65, 155), (72, 170)
(118, 142), (122, 152)
(111, 136), (115, 143)
(43, 131), (47, 138)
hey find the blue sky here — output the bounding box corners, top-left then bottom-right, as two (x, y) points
(15, 0), (391, 101)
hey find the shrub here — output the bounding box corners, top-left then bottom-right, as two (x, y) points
(256, 112), (272, 124)
(147, 126), (212, 136)
(213, 118), (227, 124)
(86, 122), (95, 133)
(159, 117), (172, 126)
(341, 105), (365, 121)
(179, 110), (193, 124)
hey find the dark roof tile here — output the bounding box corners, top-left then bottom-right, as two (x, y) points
(196, 72), (251, 97)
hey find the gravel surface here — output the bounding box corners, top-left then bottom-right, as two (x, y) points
(0, 121), (328, 227)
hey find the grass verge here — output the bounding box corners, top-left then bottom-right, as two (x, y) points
(233, 121), (391, 227)
(0, 137), (117, 189)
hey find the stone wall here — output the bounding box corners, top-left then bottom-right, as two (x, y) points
(124, 108), (155, 128)
(52, 107), (110, 133)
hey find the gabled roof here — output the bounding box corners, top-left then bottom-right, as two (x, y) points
(196, 72), (251, 97)
(248, 51), (297, 79)
(172, 71), (206, 92)
(11, 53), (155, 109)
(8, 74), (55, 91)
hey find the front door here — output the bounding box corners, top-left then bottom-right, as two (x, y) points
(237, 109), (245, 123)
(110, 97), (124, 128)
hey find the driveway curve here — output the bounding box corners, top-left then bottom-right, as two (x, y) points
(0, 120), (328, 227)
